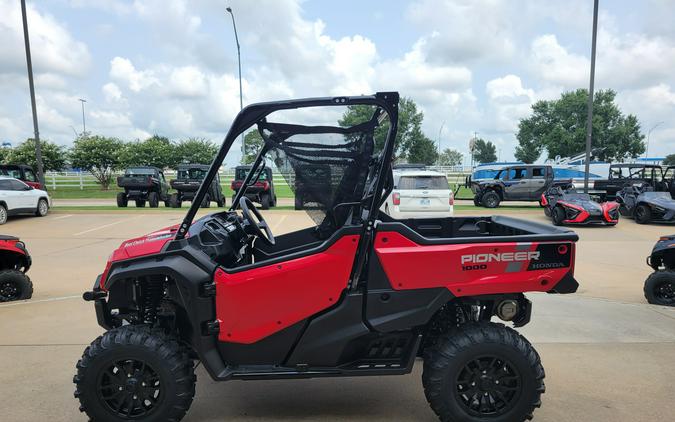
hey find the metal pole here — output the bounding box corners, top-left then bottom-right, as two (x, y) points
(226, 7), (245, 162)
(78, 98), (87, 134)
(20, 0), (44, 186)
(645, 121), (664, 159)
(583, 0), (599, 194)
(437, 121), (445, 165)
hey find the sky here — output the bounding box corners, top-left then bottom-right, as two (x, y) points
(0, 0), (674, 167)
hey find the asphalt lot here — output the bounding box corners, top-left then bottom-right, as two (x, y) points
(0, 207), (674, 421)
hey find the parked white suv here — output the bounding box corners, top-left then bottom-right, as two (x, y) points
(0, 176), (51, 224)
(382, 169), (453, 219)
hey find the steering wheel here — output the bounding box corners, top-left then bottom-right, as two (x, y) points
(239, 197), (275, 246)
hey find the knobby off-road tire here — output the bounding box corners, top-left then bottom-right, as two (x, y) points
(201, 194), (211, 208)
(644, 271), (675, 306)
(116, 192), (128, 208)
(74, 325), (196, 422)
(635, 204), (652, 224)
(36, 198), (49, 217)
(482, 191), (501, 208)
(423, 322), (545, 422)
(261, 193), (271, 210)
(0, 270), (33, 302)
(169, 193), (181, 208)
(148, 192), (160, 208)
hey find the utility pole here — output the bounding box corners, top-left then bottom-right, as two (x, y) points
(583, 0), (599, 194)
(645, 121), (664, 159)
(78, 98), (87, 134)
(226, 7), (245, 162)
(20, 0), (45, 186)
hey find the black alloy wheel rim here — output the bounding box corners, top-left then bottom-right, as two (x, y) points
(635, 207), (646, 220)
(97, 359), (162, 419)
(0, 280), (20, 300)
(455, 355), (522, 417)
(654, 280), (675, 304)
(486, 196), (497, 207)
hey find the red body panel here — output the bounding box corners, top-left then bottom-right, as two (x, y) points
(601, 201), (620, 223)
(99, 225), (178, 289)
(557, 201), (590, 224)
(24, 181), (43, 190)
(214, 235), (360, 344)
(0, 238), (28, 256)
(374, 232), (572, 297)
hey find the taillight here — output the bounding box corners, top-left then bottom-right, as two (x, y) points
(231, 181), (236, 190)
(392, 192), (400, 205)
(262, 181), (270, 190)
(449, 192), (454, 206)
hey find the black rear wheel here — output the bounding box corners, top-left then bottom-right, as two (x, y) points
(261, 193), (271, 210)
(0, 270), (33, 302)
(201, 194), (211, 208)
(148, 192), (160, 208)
(423, 322), (545, 422)
(74, 325), (195, 422)
(635, 204), (651, 224)
(644, 271), (675, 306)
(116, 192), (128, 208)
(169, 193), (181, 208)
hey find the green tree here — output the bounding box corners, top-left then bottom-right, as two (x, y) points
(121, 135), (175, 169)
(5, 138), (67, 171)
(514, 119), (543, 163)
(70, 134), (125, 189)
(516, 89), (645, 161)
(663, 154), (675, 166)
(406, 135), (438, 165)
(472, 138), (497, 163)
(437, 148), (464, 166)
(174, 137), (218, 166)
(339, 97), (430, 161)
(0, 147), (9, 164)
(242, 130), (264, 164)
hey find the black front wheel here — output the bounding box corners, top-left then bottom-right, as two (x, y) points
(635, 204), (651, 224)
(423, 322), (545, 422)
(552, 206), (565, 226)
(482, 191), (501, 208)
(0, 270), (33, 302)
(74, 325), (196, 422)
(148, 192), (160, 208)
(116, 192), (128, 208)
(644, 271), (675, 306)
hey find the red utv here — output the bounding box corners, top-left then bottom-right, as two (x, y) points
(75, 93), (579, 422)
(0, 164), (43, 190)
(541, 182), (619, 226)
(0, 235), (32, 302)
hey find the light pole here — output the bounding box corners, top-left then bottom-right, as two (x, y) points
(78, 98), (87, 134)
(645, 121), (664, 159)
(583, 0), (599, 194)
(226, 6), (245, 161)
(437, 121), (445, 166)
(20, 0), (44, 186)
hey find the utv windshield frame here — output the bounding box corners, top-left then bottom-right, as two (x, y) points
(175, 92), (399, 240)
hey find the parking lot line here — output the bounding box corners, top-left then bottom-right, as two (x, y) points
(52, 214), (73, 220)
(72, 216), (140, 236)
(0, 295), (81, 308)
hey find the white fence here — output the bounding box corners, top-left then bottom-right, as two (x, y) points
(45, 166), (473, 190)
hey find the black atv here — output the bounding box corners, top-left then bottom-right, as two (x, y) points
(169, 164), (225, 208)
(294, 163), (331, 210)
(231, 165), (277, 209)
(117, 167), (171, 208)
(644, 235), (675, 306)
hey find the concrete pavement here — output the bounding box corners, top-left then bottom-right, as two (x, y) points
(0, 208), (674, 421)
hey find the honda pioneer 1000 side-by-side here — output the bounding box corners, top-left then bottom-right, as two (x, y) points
(76, 93), (579, 422)
(0, 235), (32, 302)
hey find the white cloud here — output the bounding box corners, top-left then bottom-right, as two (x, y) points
(0, 0), (91, 78)
(486, 75), (535, 133)
(109, 57), (159, 92)
(167, 66), (208, 98)
(102, 82), (123, 103)
(530, 35), (589, 88)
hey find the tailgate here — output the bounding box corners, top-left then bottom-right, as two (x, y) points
(117, 176), (153, 188)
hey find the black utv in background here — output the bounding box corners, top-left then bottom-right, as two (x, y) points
(471, 165), (554, 208)
(116, 166), (170, 208)
(594, 164), (667, 200)
(645, 234), (675, 306)
(169, 164), (225, 208)
(294, 164), (331, 210)
(231, 165), (277, 209)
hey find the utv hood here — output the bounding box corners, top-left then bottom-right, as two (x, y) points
(109, 225), (178, 263)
